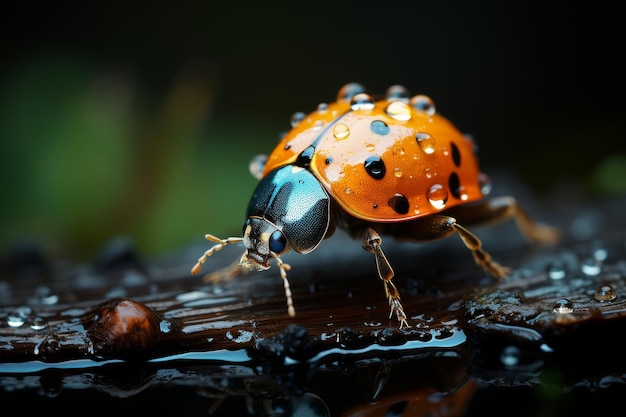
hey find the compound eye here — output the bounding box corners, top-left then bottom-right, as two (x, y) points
(269, 230), (287, 253)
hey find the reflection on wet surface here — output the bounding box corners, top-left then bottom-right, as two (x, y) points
(1, 187), (626, 416)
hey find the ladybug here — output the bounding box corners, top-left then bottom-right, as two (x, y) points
(191, 83), (559, 327)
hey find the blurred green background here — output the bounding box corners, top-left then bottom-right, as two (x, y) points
(1, 2), (624, 262)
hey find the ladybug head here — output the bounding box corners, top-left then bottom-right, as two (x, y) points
(239, 165), (332, 271)
(240, 217), (287, 270)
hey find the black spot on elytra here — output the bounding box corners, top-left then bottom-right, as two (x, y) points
(364, 156), (386, 179)
(449, 172), (461, 199)
(388, 193), (409, 214)
(451, 142), (461, 167)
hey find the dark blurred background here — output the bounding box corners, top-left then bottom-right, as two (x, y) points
(1, 1), (624, 262)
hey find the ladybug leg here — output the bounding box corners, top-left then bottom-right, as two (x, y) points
(202, 259), (247, 284)
(444, 196), (560, 244)
(271, 252), (295, 317)
(450, 221), (512, 279)
(360, 227), (409, 328)
(403, 216), (511, 279)
(191, 234), (244, 278)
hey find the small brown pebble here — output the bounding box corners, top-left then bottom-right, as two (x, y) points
(83, 298), (162, 359)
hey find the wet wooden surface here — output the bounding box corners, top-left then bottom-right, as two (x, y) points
(1, 179), (626, 416)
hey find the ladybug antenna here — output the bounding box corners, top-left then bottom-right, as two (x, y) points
(271, 252), (294, 317)
(191, 234), (244, 275)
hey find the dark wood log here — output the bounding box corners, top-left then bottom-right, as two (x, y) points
(1, 179), (625, 416)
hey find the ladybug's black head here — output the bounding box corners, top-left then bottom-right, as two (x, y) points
(240, 217), (286, 270)
(239, 165), (331, 271)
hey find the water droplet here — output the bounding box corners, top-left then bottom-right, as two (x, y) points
(424, 167), (433, 178)
(385, 85), (409, 101)
(364, 156), (386, 179)
(337, 82), (366, 101)
(350, 93), (376, 110)
(465, 134), (479, 154)
(29, 316), (48, 331)
(546, 261), (567, 280)
(500, 345), (520, 367)
(427, 184), (448, 209)
(226, 330), (254, 343)
(7, 306), (32, 327)
(570, 212), (601, 240)
(106, 286), (127, 299)
(317, 102), (328, 113)
(448, 300), (462, 311)
(370, 120), (390, 135)
(87, 339), (95, 355)
(365, 143), (375, 152)
(594, 284), (616, 302)
(384, 100), (412, 121)
(160, 320), (172, 333)
(393, 167), (403, 178)
(416, 132), (436, 154)
(33, 339), (42, 355)
(581, 258), (601, 276)
(332, 123), (350, 140)
(344, 187), (351, 194)
(34, 286), (58, 305)
(552, 298), (574, 314)
(122, 270), (148, 287)
(312, 120), (324, 131)
(478, 173), (492, 195)
(458, 186), (469, 201)
(363, 321), (382, 327)
(593, 245), (608, 262)
(410, 94), (436, 116)
(290, 111), (306, 127)
(413, 205), (420, 215)
(248, 154), (267, 180)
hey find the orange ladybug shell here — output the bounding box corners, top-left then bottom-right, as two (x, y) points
(262, 85), (489, 222)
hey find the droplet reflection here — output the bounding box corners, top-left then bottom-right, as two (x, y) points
(332, 123), (350, 140)
(427, 184), (448, 210)
(7, 306), (33, 328)
(410, 94), (436, 116)
(384, 100), (412, 121)
(546, 262), (567, 280)
(594, 284), (616, 302)
(581, 258), (601, 276)
(29, 316), (48, 331)
(290, 111), (306, 127)
(416, 133), (436, 154)
(500, 345), (520, 367)
(552, 298), (574, 314)
(350, 93), (375, 111)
